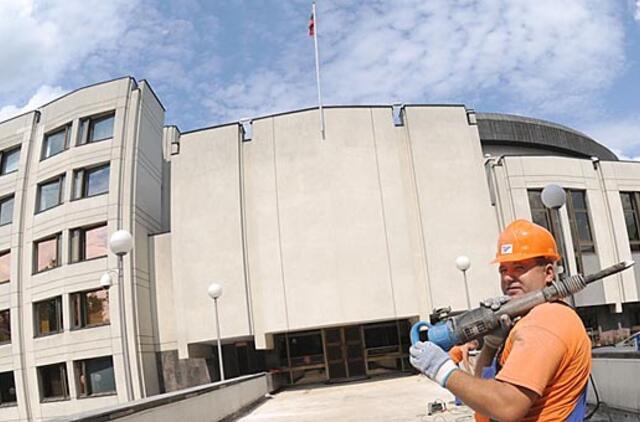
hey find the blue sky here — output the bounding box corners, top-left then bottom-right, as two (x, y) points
(1, 0), (639, 158)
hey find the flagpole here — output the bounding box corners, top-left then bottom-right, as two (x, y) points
(312, 1), (325, 140)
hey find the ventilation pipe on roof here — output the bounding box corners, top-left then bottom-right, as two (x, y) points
(391, 103), (405, 127)
(239, 118), (253, 141)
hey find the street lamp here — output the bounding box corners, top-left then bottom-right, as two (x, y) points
(541, 184), (569, 278)
(103, 229), (134, 402)
(455, 255), (472, 309)
(208, 283), (225, 381)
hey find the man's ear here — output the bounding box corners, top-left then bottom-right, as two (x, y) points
(544, 263), (555, 284)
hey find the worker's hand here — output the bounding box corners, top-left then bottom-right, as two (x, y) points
(409, 341), (458, 387)
(481, 295), (511, 311)
(483, 314), (513, 350)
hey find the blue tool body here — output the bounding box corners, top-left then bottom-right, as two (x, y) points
(410, 320), (458, 351)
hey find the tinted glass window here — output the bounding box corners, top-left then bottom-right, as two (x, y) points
(0, 371), (16, 405)
(90, 115), (114, 142)
(38, 363), (68, 400)
(288, 333), (323, 357)
(0, 309), (10, 343)
(72, 289), (109, 328)
(77, 357), (115, 396)
(0, 251), (9, 282)
(34, 297), (62, 335)
(43, 129), (67, 159)
(0, 196), (13, 225)
(86, 165), (109, 197)
(85, 225), (108, 260)
(35, 237), (59, 272)
(38, 178), (62, 212)
(1, 147), (20, 174)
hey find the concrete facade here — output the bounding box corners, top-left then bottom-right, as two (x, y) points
(2, 78), (640, 419)
(0, 78), (166, 421)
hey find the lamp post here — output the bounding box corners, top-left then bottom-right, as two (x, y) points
(541, 184), (569, 278)
(455, 255), (472, 309)
(208, 283), (225, 381)
(104, 230), (134, 402)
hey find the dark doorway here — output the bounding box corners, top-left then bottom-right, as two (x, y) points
(324, 325), (366, 381)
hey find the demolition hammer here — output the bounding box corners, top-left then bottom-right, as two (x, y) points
(410, 260), (634, 349)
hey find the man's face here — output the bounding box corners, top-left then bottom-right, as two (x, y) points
(498, 258), (555, 297)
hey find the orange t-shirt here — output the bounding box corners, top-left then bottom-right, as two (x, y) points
(449, 345), (464, 364)
(495, 302), (592, 421)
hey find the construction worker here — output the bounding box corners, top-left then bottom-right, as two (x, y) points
(410, 219), (592, 422)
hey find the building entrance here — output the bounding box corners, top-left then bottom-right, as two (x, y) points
(324, 325), (366, 381)
(270, 319), (411, 386)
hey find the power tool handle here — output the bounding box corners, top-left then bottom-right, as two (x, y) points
(410, 321), (431, 346)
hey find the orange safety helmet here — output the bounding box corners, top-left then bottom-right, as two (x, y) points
(492, 219), (561, 264)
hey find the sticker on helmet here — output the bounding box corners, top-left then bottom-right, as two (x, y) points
(501, 244), (513, 254)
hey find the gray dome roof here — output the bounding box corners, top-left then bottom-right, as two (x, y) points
(476, 112), (618, 161)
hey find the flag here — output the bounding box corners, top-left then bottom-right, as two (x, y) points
(308, 11), (315, 37)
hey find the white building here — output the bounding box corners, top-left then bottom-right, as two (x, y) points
(0, 78), (638, 420)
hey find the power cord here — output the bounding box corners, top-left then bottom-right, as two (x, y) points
(584, 373), (598, 420)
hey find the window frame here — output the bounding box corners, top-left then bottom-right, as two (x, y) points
(74, 356), (116, 398)
(620, 191), (640, 251)
(33, 233), (62, 274)
(0, 249), (9, 284)
(69, 223), (108, 264)
(527, 188), (596, 274)
(77, 112), (115, 146)
(0, 146), (20, 176)
(33, 296), (63, 337)
(0, 308), (10, 345)
(72, 163), (110, 200)
(37, 362), (69, 402)
(70, 288), (110, 330)
(0, 371), (17, 407)
(41, 124), (71, 161)
(0, 194), (14, 226)
(36, 174), (66, 214)
(566, 189), (596, 274)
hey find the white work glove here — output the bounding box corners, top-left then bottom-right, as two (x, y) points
(409, 341), (459, 388)
(480, 296), (513, 350)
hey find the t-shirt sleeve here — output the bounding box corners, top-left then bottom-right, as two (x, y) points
(495, 325), (567, 396)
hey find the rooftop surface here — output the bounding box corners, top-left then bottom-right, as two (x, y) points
(235, 374), (473, 422)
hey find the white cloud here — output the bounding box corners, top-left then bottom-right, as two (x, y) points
(636, 0), (640, 21)
(0, 85), (67, 123)
(582, 115), (640, 160)
(0, 0), (137, 97)
(204, 0), (626, 124)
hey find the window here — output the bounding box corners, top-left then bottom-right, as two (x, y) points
(0, 146), (20, 175)
(42, 125), (71, 159)
(71, 289), (109, 329)
(38, 363), (69, 401)
(567, 190), (596, 273)
(75, 356), (116, 397)
(0, 371), (17, 406)
(70, 223), (108, 263)
(621, 192), (640, 251)
(527, 188), (596, 274)
(36, 175), (65, 213)
(0, 309), (9, 344)
(0, 250), (9, 283)
(528, 190), (555, 231)
(34, 296), (63, 336)
(78, 113), (115, 145)
(33, 234), (61, 273)
(0, 195), (14, 226)
(73, 164), (110, 199)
